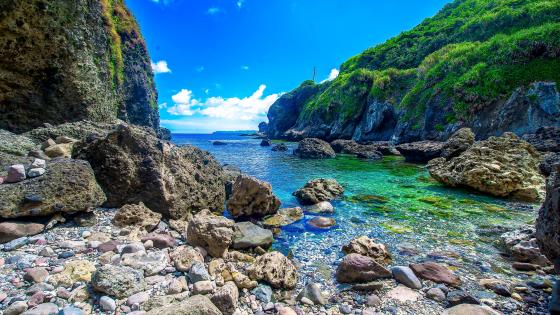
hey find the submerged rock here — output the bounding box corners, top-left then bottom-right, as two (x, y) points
(260, 139), (271, 146)
(186, 210), (235, 258)
(342, 236), (391, 264)
(293, 138), (336, 159)
(336, 253), (391, 283)
(305, 201), (334, 214)
(307, 216), (336, 229)
(293, 178), (344, 205)
(428, 133), (544, 201)
(247, 252), (298, 289)
(536, 167), (560, 271)
(0, 159), (105, 218)
(227, 174), (281, 218)
(75, 124), (225, 219)
(396, 141), (444, 163)
(271, 143), (288, 152)
(262, 207), (303, 227)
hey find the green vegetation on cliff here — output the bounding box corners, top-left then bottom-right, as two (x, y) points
(295, 0), (560, 127)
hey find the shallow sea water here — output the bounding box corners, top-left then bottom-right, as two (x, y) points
(173, 133), (540, 309)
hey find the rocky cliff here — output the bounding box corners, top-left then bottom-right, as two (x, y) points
(267, 0), (560, 143)
(0, 0), (159, 134)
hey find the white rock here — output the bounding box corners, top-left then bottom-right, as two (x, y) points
(99, 296), (117, 312)
(31, 158), (46, 169)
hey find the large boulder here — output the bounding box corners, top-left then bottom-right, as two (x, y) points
(247, 252), (298, 289)
(441, 128), (475, 160)
(523, 126), (560, 152)
(293, 138), (336, 159)
(293, 178), (344, 205)
(336, 253), (391, 283)
(233, 222), (273, 249)
(146, 295), (222, 315)
(75, 124), (226, 219)
(330, 139), (383, 160)
(186, 210), (235, 258)
(227, 174), (281, 218)
(262, 207), (303, 227)
(112, 202), (162, 232)
(540, 152), (560, 176)
(0, 159), (106, 218)
(428, 133), (545, 201)
(342, 236), (391, 264)
(536, 167), (560, 271)
(396, 141), (444, 163)
(409, 262), (461, 287)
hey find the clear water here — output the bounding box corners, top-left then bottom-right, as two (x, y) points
(173, 133), (538, 290)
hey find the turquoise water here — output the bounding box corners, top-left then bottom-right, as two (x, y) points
(173, 133), (538, 288)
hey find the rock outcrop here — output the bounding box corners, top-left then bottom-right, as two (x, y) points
(0, 0), (159, 134)
(293, 178), (344, 205)
(227, 174), (280, 218)
(186, 210), (235, 258)
(342, 236), (392, 264)
(0, 159), (105, 218)
(330, 139), (383, 160)
(75, 124), (226, 219)
(536, 167), (560, 271)
(441, 128), (475, 160)
(523, 126), (560, 152)
(396, 141), (443, 163)
(428, 133), (545, 201)
(293, 138), (336, 159)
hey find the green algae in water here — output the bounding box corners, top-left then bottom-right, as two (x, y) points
(380, 222), (413, 234)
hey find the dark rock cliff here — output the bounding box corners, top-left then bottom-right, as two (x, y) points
(0, 0), (159, 133)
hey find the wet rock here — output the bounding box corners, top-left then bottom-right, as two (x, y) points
(396, 141), (444, 163)
(297, 283), (326, 305)
(121, 250), (168, 276)
(293, 178), (344, 205)
(307, 216), (336, 229)
(428, 133), (544, 201)
(409, 262), (461, 287)
(356, 150), (383, 160)
(75, 124), (226, 219)
(233, 221), (273, 249)
(441, 128), (475, 160)
(227, 174), (281, 218)
(0, 221), (44, 244)
(91, 265), (146, 298)
(293, 138), (336, 159)
(0, 159), (106, 218)
(330, 140), (383, 160)
(271, 143), (288, 152)
(223, 164), (242, 200)
(146, 295), (221, 315)
(113, 202), (162, 232)
(48, 260), (96, 287)
(213, 141), (227, 146)
(252, 284), (273, 303)
(304, 201), (334, 214)
(260, 139), (271, 147)
(186, 210), (235, 258)
(536, 167), (560, 272)
(248, 251), (297, 289)
(392, 266), (422, 289)
(262, 207), (303, 227)
(342, 236), (391, 264)
(210, 281), (239, 315)
(443, 304), (501, 315)
(446, 291), (480, 307)
(170, 246), (204, 272)
(336, 253), (391, 283)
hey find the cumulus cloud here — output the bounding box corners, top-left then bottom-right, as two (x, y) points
(167, 89), (199, 116)
(151, 60), (171, 74)
(166, 85), (281, 121)
(321, 68), (339, 83)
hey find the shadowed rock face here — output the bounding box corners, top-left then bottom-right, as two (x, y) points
(0, 0), (159, 133)
(536, 167), (560, 272)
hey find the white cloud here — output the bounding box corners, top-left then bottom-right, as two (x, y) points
(321, 68), (339, 83)
(241, 65), (249, 70)
(158, 102), (167, 109)
(151, 60), (171, 74)
(237, 0), (245, 8)
(167, 89), (199, 116)
(166, 85), (281, 121)
(207, 7), (221, 15)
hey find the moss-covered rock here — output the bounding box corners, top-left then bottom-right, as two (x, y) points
(0, 0), (158, 133)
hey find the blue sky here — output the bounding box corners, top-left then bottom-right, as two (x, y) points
(128, 0), (450, 133)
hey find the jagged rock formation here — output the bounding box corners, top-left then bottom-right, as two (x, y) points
(536, 167), (560, 271)
(0, 0), (159, 134)
(267, 0), (560, 144)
